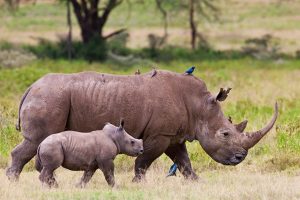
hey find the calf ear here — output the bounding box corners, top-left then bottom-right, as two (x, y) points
(235, 120), (248, 132)
(216, 88), (231, 102)
(119, 118), (125, 130)
(228, 116), (232, 123)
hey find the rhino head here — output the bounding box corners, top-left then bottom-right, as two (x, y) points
(103, 119), (144, 157)
(195, 88), (278, 165)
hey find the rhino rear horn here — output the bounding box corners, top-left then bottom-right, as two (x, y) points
(216, 88), (232, 102)
(235, 120), (248, 132)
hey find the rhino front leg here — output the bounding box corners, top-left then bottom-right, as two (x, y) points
(76, 169), (96, 188)
(165, 143), (199, 180)
(6, 139), (39, 181)
(100, 159), (115, 187)
(133, 135), (171, 182)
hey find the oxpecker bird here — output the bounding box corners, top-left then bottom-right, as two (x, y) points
(135, 69), (141, 75)
(184, 66), (195, 75)
(151, 67), (157, 78)
(166, 163), (178, 177)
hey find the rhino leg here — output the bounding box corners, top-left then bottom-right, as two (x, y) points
(6, 139), (39, 181)
(99, 159), (115, 187)
(133, 135), (171, 182)
(39, 167), (58, 188)
(76, 169), (96, 188)
(165, 143), (199, 180)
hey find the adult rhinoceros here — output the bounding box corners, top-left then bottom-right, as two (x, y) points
(6, 70), (278, 181)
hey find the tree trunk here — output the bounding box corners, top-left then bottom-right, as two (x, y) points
(189, 0), (197, 50)
(70, 0), (121, 44)
(67, 0), (73, 59)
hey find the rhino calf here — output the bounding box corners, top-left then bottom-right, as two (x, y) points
(35, 119), (143, 188)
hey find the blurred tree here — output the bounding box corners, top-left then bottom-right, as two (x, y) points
(4, 0), (20, 11)
(157, 0), (219, 50)
(69, 0), (125, 43)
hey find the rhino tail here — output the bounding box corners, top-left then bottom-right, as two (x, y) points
(15, 86), (32, 132)
(35, 145), (42, 172)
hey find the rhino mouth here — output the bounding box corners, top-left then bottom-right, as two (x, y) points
(223, 152), (248, 166)
(134, 149), (144, 156)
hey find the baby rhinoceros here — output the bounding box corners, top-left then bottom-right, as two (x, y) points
(35, 119), (143, 188)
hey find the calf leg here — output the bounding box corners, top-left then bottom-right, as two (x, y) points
(6, 139), (39, 181)
(99, 160), (115, 187)
(133, 135), (170, 182)
(165, 143), (198, 180)
(76, 170), (96, 188)
(39, 167), (58, 188)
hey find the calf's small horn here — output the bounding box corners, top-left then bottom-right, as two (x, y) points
(242, 102), (278, 149)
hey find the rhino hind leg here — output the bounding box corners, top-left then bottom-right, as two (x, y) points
(39, 167), (58, 188)
(6, 139), (39, 181)
(133, 135), (171, 182)
(76, 169), (96, 188)
(165, 143), (199, 180)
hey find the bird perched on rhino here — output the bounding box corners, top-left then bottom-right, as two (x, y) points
(166, 163), (178, 177)
(184, 66), (195, 75)
(151, 66), (157, 78)
(135, 69), (141, 75)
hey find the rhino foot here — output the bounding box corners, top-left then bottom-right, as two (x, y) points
(75, 182), (86, 189)
(185, 173), (199, 181)
(132, 175), (145, 183)
(6, 167), (20, 182)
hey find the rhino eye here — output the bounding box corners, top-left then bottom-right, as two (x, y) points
(223, 132), (229, 137)
(131, 140), (135, 145)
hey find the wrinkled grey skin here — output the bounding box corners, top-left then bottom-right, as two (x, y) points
(36, 120), (143, 188)
(6, 70), (278, 182)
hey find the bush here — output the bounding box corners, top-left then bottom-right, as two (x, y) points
(25, 36), (107, 61)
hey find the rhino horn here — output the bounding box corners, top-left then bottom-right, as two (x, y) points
(242, 102), (278, 149)
(235, 120), (248, 132)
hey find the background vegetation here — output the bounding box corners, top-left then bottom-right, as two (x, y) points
(0, 0), (299, 199)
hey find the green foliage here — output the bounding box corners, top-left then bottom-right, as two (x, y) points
(277, 122), (300, 152)
(24, 37), (107, 61)
(137, 46), (245, 62)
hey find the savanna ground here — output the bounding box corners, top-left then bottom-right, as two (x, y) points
(0, 0), (300, 199)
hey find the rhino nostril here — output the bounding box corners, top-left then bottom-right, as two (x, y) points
(140, 149), (144, 154)
(235, 154), (243, 161)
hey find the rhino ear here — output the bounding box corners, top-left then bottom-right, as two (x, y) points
(119, 118), (125, 130)
(235, 120), (248, 132)
(228, 116), (232, 123)
(216, 88), (232, 102)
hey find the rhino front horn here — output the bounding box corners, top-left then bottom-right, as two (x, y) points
(242, 102), (278, 149)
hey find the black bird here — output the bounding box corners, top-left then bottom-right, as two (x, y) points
(166, 163), (178, 177)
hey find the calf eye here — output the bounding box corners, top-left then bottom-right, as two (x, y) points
(131, 140), (135, 145)
(223, 132), (229, 137)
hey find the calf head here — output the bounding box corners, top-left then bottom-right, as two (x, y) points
(103, 119), (144, 157)
(196, 88), (278, 165)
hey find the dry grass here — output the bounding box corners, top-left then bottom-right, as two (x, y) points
(0, 167), (300, 200)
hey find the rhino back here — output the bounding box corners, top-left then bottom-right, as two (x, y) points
(66, 71), (208, 139)
(21, 70), (209, 142)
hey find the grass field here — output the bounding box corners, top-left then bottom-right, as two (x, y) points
(0, 167), (300, 200)
(0, 0), (300, 199)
